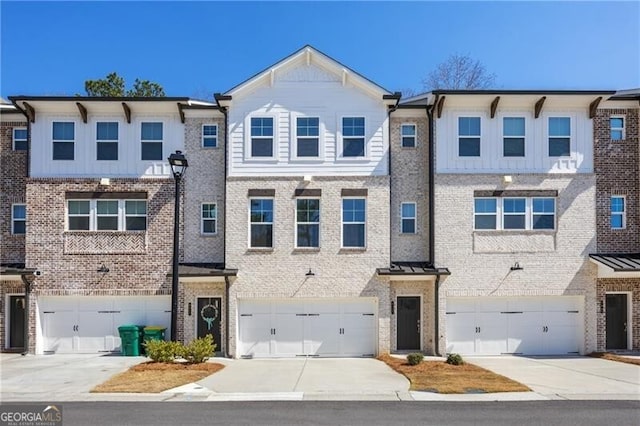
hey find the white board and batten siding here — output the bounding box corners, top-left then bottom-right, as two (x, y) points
(30, 114), (184, 178)
(436, 109), (594, 174)
(228, 64), (390, 177)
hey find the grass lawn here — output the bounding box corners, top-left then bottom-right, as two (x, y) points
(588, 352), (640, 367)
(379, 354), (530, 394)
(91, 361), (225, 393)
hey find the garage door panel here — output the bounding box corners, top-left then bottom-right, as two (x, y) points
(77, 296), (113, 312)
(305, 314), (340, 355)
(477, 299), (508, 313)
(274, 301), (305, 314)
(507, 312), (543, 354)
(445, 312), (476, 354)
(273, 314), (305, 356)
(477, 313), (507, 354)
(545, 326), (580, 354)
(544, 297), (581, 312)
(342, 313), (375, 356)
(342, 299), (376, 314)
(446, 298), (475, 313)
(42, 310), (76, 353)
(508, 298), (543, 312)
(239, 313), (272, 357)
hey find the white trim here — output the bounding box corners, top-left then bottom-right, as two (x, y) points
(501, 116), (526, 158)
(605, 291), (632, 350)
(294, 197), (321, 249)
(474, 196), (556, 231)
(201, 202), (218, 235)
(610, 115), (625, 141)
(400, 123), (417, 148)
(337, 116), (368, 160)
(457, 115), (481, 158)
(11, 203), (26, 235)
(341, 196), (366, 249)
(51, 120), (76, 161)
(140, 121), (164, 161)
(12, 127), (27, 151)
(395, 294), (423, 351)
(66, 199), (147, 232)
(248, 197), (274, 249)
(546, 115), (572, 158)
(400, 201), (417, 234)
(473, 197), (498, 230)
(202, 123), (218, 148)
(610, 195), (626, 230)
(502, 197), (527, 230)
(95, 120), (120, 161)
(4, 293), (25, 350)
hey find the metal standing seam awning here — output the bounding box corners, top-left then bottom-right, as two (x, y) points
(589, 253), (640, 278)
(377, 262), (450, 279)
(166, 263), (238, 278)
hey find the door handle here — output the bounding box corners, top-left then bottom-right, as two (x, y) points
(624, 322), (627, 332)
(417, 320), (421, 332)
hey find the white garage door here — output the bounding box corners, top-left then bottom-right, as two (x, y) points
(445, 296), (582, 356)
(238, 298), (377, 358)
(39, 296), (171, 354)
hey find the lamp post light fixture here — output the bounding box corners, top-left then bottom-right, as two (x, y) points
(168, 150), (188, 341)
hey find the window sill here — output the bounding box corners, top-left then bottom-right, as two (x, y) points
(335, 157), (371, 162)
(293, 247), (321, 252)
(399, 232), (420, 236)
(339, 247), (367, 253)
(201, 233), (218, 237)
(246, 247), (274, 253)
(201, 146), (219, 150)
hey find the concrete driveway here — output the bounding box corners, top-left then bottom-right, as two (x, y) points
(467, 356), (640, 400)
(197, 357), (410, 400)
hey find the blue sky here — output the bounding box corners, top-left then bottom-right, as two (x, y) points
(1, 1), (638, 99)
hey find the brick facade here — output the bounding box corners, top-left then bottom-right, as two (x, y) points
(594, 108), (640, 253)
(596, 278), (640, 351)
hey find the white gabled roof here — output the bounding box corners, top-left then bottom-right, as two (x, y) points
(223, 45), (395, 100)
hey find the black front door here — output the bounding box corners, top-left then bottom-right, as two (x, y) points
(397, 296), (421, 350)
(9, 295), (25, 349)
(606, 294), (628, 350)
(197, 297), (222, 351)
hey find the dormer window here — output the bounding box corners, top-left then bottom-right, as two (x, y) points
(250, 117), (274, 157)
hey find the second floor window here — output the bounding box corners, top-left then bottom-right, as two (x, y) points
(611, 196), (625, 229)
(13, 128), (27, 151)
(202, 124), (218, 148)
(342, 198), (366, 248)
(97, 122), (118, 161)
(12, 204), (26, 235)
(548, 117), (570, 157)
(250, 118), (273, 157)
(401, 124), (416, 148)
(458, 117), (480, 157)
(250, 199), (273, 248)
(67, 199), (147, 231)
(201, 203), (217, 234)
(610, 117), (624, 140)
(296, 117), (319, 157)
(52, 122), (75, 160)
(474, 197), (556, 231)
(141, 122), (163, 161)
(342, 117), (365, 157)
(401, 202), (416, 234)
(296, 199), (320, 248)
(503, 117), (525, 157)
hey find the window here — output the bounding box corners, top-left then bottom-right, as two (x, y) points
(503, 198), (526, 229)
(52, 122), (75, 160)
(400, 202), (416, 234)
(11, 204), (26, 235)
(503, 117), (525, 157)
(342, 117), (365, 157)
(474, 198), (497, 230)
(401, 124), (416, 148)
(125, 201), (147, 231)
(97, 122), (118, 161)
(532, 198), (555, 230)
(296, 117), (319, 157)
(250, 118), (273, 157)
(611, 196), (626, 229)
(548, 117), (570, 157)
(67, 200), (147, 231)
(474, 197), (556, 231)
(201, 203), (217, 234)
(342, 198), (365, 248)
(13, 128), (27, 151)
(96, 200), (119, 230)
(458, 117), (480, 157)
(250, 199), (273, 248)
(202, 124), (218, 148)
(141, 122), (163, 161)
(68, 200), (90, 230)
(296, 199), (320, 247)
(610, 117), (624, 140)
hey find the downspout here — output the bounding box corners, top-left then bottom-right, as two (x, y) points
(387, 97), (399, 265)
(224, 275), (230, 358)
(20, 274), (33, 356)
(433, 274), (441, 356)
(426, 96), (440, 356)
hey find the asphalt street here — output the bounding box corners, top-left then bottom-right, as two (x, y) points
(10, 400), (639, 426)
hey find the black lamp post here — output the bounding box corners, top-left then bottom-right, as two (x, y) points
(168, 150), (188, 341)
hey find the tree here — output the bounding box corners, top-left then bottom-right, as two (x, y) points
(422, 54), (496, 90)
(84, 72), (165, 97)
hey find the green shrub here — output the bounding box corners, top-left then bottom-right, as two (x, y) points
(144, 339), (184, 363)
(183, 334), (217, 364)
(446, 353), (464, 366)
(406, 353), (424, 366)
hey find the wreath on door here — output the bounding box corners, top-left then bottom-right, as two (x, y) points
(200, 303), (219, 331)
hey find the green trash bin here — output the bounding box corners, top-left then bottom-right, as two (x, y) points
(118, 325), (141, 356)
(143, 326), (167, 346)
